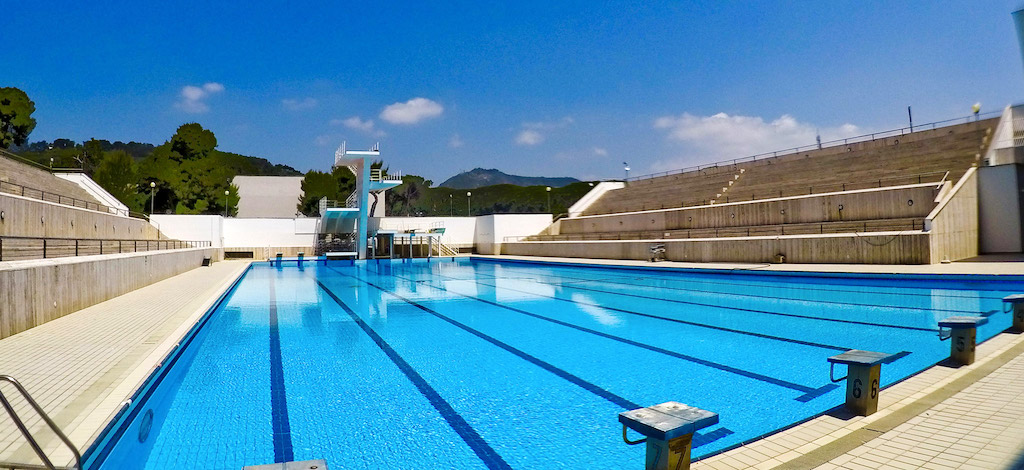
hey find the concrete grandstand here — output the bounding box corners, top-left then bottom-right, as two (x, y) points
(501, 113), (1019, 264)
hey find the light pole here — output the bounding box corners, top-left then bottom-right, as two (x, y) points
(972, 102), (981, 121)
(149, 181), (156, 214)
(449, 193), (453, 216)
(466, 191), (472, 216)
(623, 162), (630, 181)
(546, 186), (552, 213)
(49, 157), (54, 170)
(224, 190), (230, 217)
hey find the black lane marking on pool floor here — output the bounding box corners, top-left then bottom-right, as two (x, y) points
(419, 270), (852, 352)
(468, 262), (1015, 303)
(374, 268), (839, 402)
(328, 269), (642, 410)
(314, 280), (513, 470)
(327, 267), (739, 449)
(462, 266), (981, 322)
(268, 274), (295, 463)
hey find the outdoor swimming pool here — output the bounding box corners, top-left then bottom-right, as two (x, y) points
(86, 258), (1022, 469)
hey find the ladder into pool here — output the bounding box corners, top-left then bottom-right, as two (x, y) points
(0, 375), (82, 470)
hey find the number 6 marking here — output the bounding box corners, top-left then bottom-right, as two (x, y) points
(956, 337), (965, 352)
(852, 378), (862, 399)
(871, 379), (878, 399)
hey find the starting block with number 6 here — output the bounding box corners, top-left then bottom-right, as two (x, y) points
(827, 350), (898, 416)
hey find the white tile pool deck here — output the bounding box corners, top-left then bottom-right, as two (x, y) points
(0, 261), (250, 468)
(0, 255), (1022, 469)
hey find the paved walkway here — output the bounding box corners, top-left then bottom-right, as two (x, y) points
(0, 261), (249, 468)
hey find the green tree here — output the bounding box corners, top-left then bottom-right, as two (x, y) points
(93, 150), (144, 212)
(297, 167), (356, 216)
(80, 138), (106, 172)
(0, 87), (36, 149)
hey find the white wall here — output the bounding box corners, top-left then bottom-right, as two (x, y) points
(152, 214), (552, 254)
(979, 165), (1022, 253)
(150, 215), (224, 247)
(476, 214), (553, 254)
(223, 218), (317, 247)
(54, 172), (130, 214)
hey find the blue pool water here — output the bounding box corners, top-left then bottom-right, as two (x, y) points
(87, 258), (1023, 469)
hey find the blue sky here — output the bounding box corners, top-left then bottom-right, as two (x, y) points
(5, 1), (1024, 183)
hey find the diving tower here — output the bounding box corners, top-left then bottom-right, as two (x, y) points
(318, 142), (403, 259)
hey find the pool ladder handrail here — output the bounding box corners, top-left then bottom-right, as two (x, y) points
(0, 375), (82, 470)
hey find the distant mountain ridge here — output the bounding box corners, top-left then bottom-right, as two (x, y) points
(438, 168), (579, 189)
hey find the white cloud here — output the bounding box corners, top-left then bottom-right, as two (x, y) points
(593, 147), (608, 156)
(175, 82), (224, 113)
(282, 97), (318, 111)
(523, 116), (575, 130)
(449, 134), (464, 148)
(379, 97), (444, 124)
(516, 129), (544, 146)
(514, 116), (574, 146)
(335, 116), (385, 137)
(314, 134), (334, 146)
(651, 112), (861, 171)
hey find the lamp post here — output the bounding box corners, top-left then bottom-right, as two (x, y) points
(149, 181), (156, 214)
(224, 190), (230, 217)
(466, 191), (472, 216)
(449, 193), (453, 216)
(49, 157), (54, 170)
(546, 186), (552, 213)
(623, 162), (630, 181)
(972, 102), (981, 121)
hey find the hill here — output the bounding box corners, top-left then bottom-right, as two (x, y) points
(438, 168), (579, 189)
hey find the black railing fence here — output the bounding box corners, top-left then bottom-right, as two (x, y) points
(0, 237), (212, 262)
(0, 180), (144, 218)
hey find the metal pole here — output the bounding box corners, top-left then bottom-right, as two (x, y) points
(908, 106), (913, 132)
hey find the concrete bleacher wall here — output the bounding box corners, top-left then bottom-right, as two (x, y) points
(926, 167), (980, 263)
(0, 247), (219, 338)
(502, 232), (930, 264)
(0, 155), (103, 206)
(0, 192), (161, 239)
(587, 118), (993, 216)
(561, 185), (939, 235)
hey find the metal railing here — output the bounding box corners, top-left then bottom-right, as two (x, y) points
(0, 375), (81, 470)
(508, 219), (924, 242)
(628, 111), (1000, 182)
(598, 171), (948, 215)
(0, 180), (138, 218)
(0, 237), (212, 262)
(370, 168), (403, 183)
